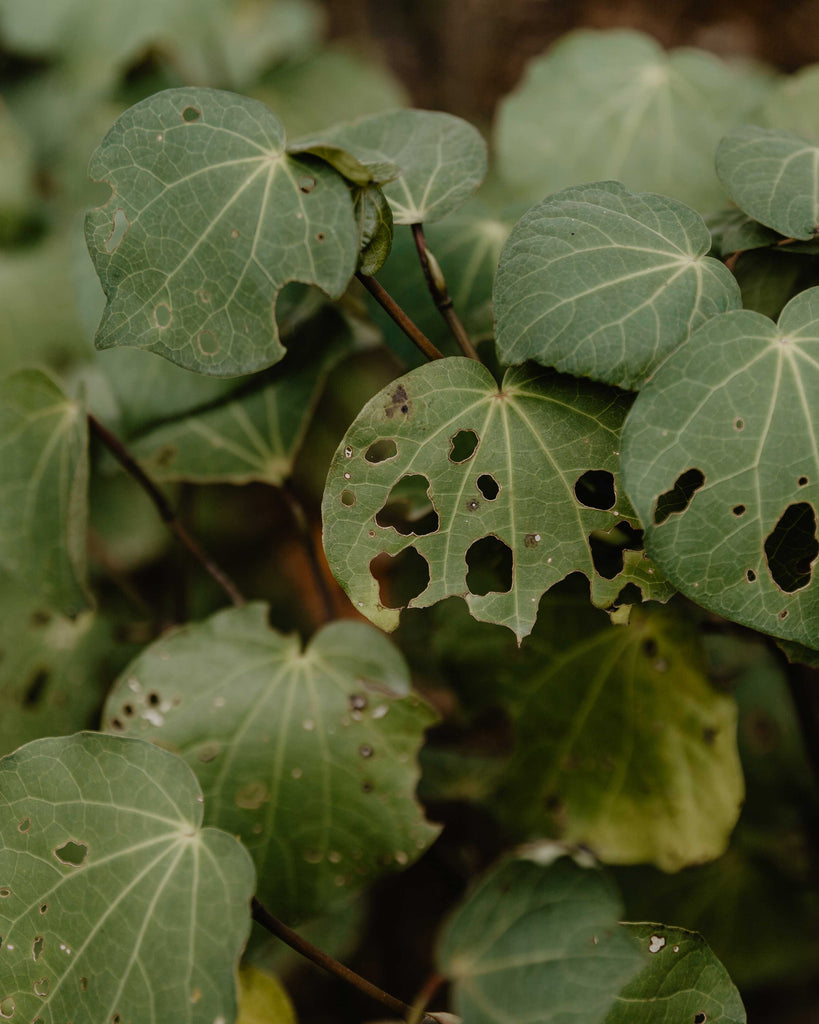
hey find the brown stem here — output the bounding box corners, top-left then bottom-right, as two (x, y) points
(251, 897), (414, 1018)
(281, 482), (335, 625)
(411, 223), (480, 362)
(356, 271), (444, 362)
(88, 414), (245, 608)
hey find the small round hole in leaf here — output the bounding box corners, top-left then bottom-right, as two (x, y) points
(181, 106), (201, 122)
(477, 474), (500, 500)
(449, 429), (479, 463)
(466, 535), (513, 595)
(574, 470), (616, 510)
(734, 418), (745, 431)
(732, 504), (746, 517)
(298, 176), (317, 194)
(341, 490), (356, 507)
(798, 476), (809, 486)
(746, 569), (757, 582)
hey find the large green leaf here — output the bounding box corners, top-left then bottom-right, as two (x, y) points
(494, 182), (740, 390)
(716, 126), (819, 240)
(101, 604), (439, 923)
(0, 732), (255, 1024)
(621, 288), (819, 648)
(491, 603), (743, 871)
(755, 63), (819, 143)
(85, 87), (358, 376)
(292, 109), (487, 224)
(322, 357), (668, 642)
(0, 369), (89, 616)
(0, 571), (132, 758)
(494, 29), (773, 212)
(604, 924), (745, 1023)
(437, 852), (644, 1024)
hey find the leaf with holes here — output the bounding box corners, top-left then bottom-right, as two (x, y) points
(290, 110), (487, 224)
(494, 29), (773, 212)
(101, 604), (439, 923)
(0, 369), (89, 616)
(489, 603), (743, 871)
(604, 924), (746, 1024)
(322, 357), (667, 642)
(0, 732), (255, 1024)
(621, 287), (819, 648)
(437, 853), (644, 1024)
(716, 126), (819, 241)
(494, 182), (741, 390)
(85, 87), (358, 376)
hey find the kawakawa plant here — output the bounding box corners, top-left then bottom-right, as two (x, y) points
(1, 26), (818, 1024)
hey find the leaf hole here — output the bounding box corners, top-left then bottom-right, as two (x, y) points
(110, 717), (124, 731)
(39, 904), (47, 914)
(779, 609), (789, 620)
(449, 429), (479, 463)
(477, 474), (500, 500)
(23, 670), (49, 708)
(798, 476), (809, 487)
(764, 502), (818, 592)
(694, 1015), (707, 1024)
(574, 470), (616, 510)
(181, 106), (201, 122)
(79, 977), (88, 992)
(33, 979), (49, 997)
(315, 232), (326, 242)
(298, 176), (317, 193)
(370, 547), (430, 608)
(341, 490), (356, 507)
(122, 703), (135, 717)
(654, 468), (705, 525)
(376, 475), (439, 535)
(359, 745), (374, 758)
(746, 569), (757, 582)
(32, 936), (44, 961)
(154, 303), (172, 329)
(17, 819), (31, 833)
(147, 692), (160, 706)
(0, 889), (10, 898)
(197, 330), (220, 356)
(588, 522), (644, 579)
(734, 417), (745, 431)
(732, 505), (746, 517)
(104, 209), (128, 253)
(466, 535), (513, 595)
(54, 841), (88, 867)
(0, 997), (14, 1018)
(365, 439), (398, 463)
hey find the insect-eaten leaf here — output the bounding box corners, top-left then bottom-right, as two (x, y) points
(0, 369), (89, 616)
(622, 286), (819, 648)
(494, 182), (740, 390)
(102, 603), (439, 924)
(86, 87), (358, 377)
(0, 732), (255, 1024)
(323, 358), (669, 643)
(437, 851), (645, 1024)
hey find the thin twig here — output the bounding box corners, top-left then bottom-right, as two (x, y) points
(411, 223), (480, 362)
(356, 271), (444, 362)
(88, 414), (245, 608)
(281, 482), (335, 625)
(251, 897), (413, 1018)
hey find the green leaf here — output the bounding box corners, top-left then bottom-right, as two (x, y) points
(293, 109), (488, 224)
(0, 369), (89, 616)
(0, 101), (37, 244)
(86, 87), (358, 377)
(353, 184), (394, 276)
(322, 358), (663, 642)
(437, 852), (644, 1024)
(0, 571), (133, 758)
(491, 604), (743, 871)
(605, 924), (746, 1024)
(101, 604), (439, 923)
(705, 206), (780, 259)
(237, 966), (296, 1024)
(621, 287), (819, 648)
(494, 182), (740, 390)
(755, 62), (819, 143)
(0, 732), (255, 1024)
(716, 126), (819, 240)
(494, 29), (773, 212)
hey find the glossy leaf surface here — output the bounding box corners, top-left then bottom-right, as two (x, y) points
(102, 604), (439, 923)
(0, 733), (255, 1024)
(494, 182), (740, 389)
(86, 87), (357, 376)
(622, 288), (819, 647)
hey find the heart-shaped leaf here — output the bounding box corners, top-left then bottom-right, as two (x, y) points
(322, 358), (667, 642)
(716, 126), (819, 240)
(102, 604), (439, 923)
(292, 109), (487, 224)
(604, 924), (746, 1024)
(494, 182), (741, 390)
(494, 29), (773, 212)
(0, 732), (255, 1024)
(621, 287), (819, 648)
(437, 852), (644, 1024)
(0, 369), (88, 616)
(86, 87), (358, 376)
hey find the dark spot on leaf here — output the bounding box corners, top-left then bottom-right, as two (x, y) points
(466, 536), (513, 595)
(703, 726), (718, 745)
(148, 692), (160, 706)
(384, 384), (411, 419)
(122, 704), (134, 717)
(110, 717), (124, 731)
(376, 475), (438, 535)
(575, 470), (616, 510)
(694, 1014), (707, 1024)
(365, 439), (398, 463)
(17, 818), (31, 833)
(54, 841), (88, 867)
(23, 670), (49, 707)
(341, 490), (356, 507)
(155, 444), (177, 468)
(181, 106), (201, 121)
(764, 502), (817, 592)
(466, 498), (480, 511)
(362, 781), (374, 793)
(315, 232), (326, 242)
(798, 476), (809, 486)
(524, 533), (541, 548)
(29, 610), (51, 627)
(39, 903), (47, 913)
(370, 547), (430, 608)
(477, 474), (500, 500)
(349, 693), (368, 711)
(449, 429), (479, 462)
(359, 745), (374, 758)
(732, 504), (746, 517)
(734, 417), (745, 431)
(298, 176), (317, 193)
(643, 638), (658, 657)
(746, 569), (757, 582)
(654, 468), (705, 524)
(779, 609), (789, 620)
(79, 977), (89, 991)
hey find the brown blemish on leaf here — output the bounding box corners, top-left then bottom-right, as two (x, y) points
(384, 384), (410, 419)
